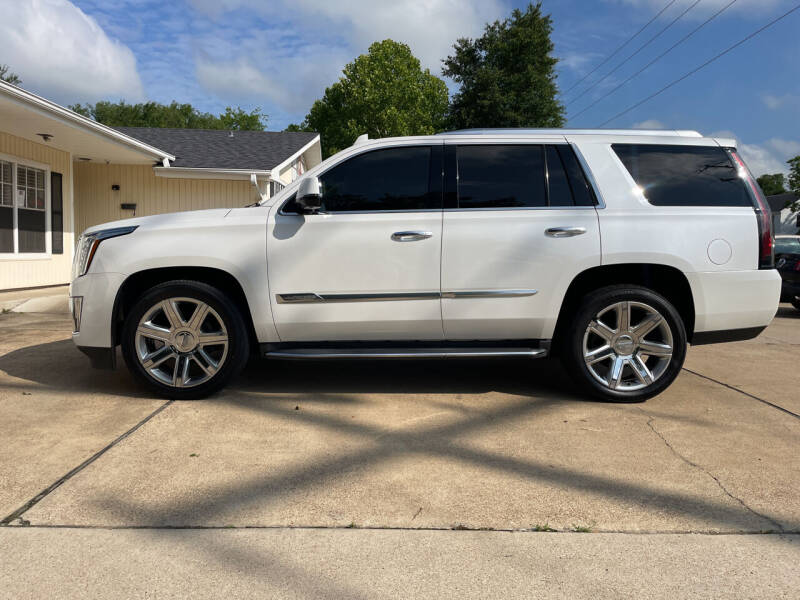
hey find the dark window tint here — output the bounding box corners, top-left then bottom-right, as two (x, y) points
(457, 145), (546, 208)
(320, 146), (436, 212)
(546, 145), (573, 207)
(558, 145), (595, 206)
(51, 172), (63, 254)
(612, 144), (750, 207)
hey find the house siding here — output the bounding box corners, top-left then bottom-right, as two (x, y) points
(0, 132), (74, 290)
(73, 163), (259, 235)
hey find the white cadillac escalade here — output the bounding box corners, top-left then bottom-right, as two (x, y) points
(69, 129), (781, 402)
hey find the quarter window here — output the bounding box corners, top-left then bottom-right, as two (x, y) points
(319, 146), (438, 212)
(612, 144), (751, 207)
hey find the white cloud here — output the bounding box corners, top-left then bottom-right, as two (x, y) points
(711, 131), (799, 176)
(188, 0), (506, 114)
(762, 93), (800, 110)
(610, 0), (788, 16)
(632, 119), (666, 129)
(0, 0), (144, 104)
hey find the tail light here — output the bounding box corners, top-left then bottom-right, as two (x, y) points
(729, 150), (774, 269)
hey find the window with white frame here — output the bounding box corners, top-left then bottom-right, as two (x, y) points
(0, 156), (49, 254)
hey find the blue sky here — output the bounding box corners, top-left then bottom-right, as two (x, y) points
(3, 0), (799, 176)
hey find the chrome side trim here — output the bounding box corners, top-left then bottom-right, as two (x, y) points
(276, 292), (440, 304)
(266, 348), (547, 359)
(441, 289), (538, 299)
(277, 290), (537, 303)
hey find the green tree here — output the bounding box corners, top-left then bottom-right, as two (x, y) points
(756, 173), (786, 196)
(0, 64), (21, 85)
(295, 39), (449, 158)
(443, 2), (564, 130)
(68, 100), (266, 130)
(787, 156), (800, 212)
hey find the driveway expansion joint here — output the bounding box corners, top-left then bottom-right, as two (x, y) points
(682, 367), (800, 420)
(641, 412), (785, 533)
(0, 400), (174, 526)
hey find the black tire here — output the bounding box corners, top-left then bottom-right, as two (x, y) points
(121, 280), (249, 400)
(561, 285), (687, 403)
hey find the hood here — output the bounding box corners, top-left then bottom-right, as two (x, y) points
(82, 208), (232, 236)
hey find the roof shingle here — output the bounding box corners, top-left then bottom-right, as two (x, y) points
(114, 127), (318, 170)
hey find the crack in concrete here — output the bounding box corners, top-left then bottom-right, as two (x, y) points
(0, 400), (174, 526)
(642, 413), (785, 533)
(5, 524), (799, 535)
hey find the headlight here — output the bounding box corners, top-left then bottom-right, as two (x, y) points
(72, 226), (137, 279)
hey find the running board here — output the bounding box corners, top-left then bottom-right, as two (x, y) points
(264, 347), (548, 360)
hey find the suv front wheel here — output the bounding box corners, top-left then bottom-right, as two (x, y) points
(121, 280), (249, 400)
(563, 285), (687, 402)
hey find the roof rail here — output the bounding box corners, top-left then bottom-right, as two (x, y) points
(438, 128), (703, 138)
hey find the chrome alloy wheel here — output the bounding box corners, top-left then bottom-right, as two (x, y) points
(135, 297), (229, 388)
(582, 301), (674, 392)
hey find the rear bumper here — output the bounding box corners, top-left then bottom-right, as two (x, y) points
(687, 269), (781, 337)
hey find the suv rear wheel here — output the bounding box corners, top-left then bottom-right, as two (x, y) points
(562, 285), (687, 402)
(121, 280), (249, 400)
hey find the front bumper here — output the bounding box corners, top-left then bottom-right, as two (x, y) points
(70, 272), (126, 358)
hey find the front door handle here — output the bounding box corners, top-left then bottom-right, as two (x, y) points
(392, 231), (433, 242)
(545, 226), (587, 238)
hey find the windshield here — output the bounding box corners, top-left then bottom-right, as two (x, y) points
(776, 237), (800, 254)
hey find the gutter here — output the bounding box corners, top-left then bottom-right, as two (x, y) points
(153, 167), (271, 181)
(0, 80), (175, 163)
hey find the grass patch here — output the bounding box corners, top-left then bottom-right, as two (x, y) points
(531, 523), (557, 532)
(571, 523), (595, 533)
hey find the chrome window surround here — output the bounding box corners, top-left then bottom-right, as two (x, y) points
(277, 290), (538, 304)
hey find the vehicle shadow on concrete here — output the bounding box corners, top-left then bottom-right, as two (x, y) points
(0, 337), (594, 401)
(0, 339), (144, 398)
(776, 305), (800, 319)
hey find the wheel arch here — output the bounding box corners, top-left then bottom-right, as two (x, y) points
(552, 263), (696, 351)
(111, 266), (258, 352)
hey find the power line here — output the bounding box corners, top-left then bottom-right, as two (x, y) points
(560, 0), (678, 97)
(568, 0), (737, 124)
(567, 0), (702, 107)
(597, 3), (800, 127)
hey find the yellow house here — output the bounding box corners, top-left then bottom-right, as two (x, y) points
(0, 80), (321, 291)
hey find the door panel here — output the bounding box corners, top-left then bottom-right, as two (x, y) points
(440, 141), (601, 340)
(441, 208), (600, 339)
(267, 210), (443, 341)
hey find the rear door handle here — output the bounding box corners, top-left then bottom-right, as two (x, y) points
(545, 226), (587, 238)
(392, 231), (433, 242)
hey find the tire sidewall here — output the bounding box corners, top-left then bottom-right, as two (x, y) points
(565, 285), (687, 403)
(121, 281), (249, 399)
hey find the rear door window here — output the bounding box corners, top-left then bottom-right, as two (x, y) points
(456, 145), (547, 208)
(612, 144), (750, 207)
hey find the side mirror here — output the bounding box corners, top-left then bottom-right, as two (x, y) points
(296, 176), (322, 214)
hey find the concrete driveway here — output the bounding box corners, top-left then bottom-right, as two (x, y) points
(0, 302), (798, 598)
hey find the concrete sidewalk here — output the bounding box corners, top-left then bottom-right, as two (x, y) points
(1, 528), (797, 599)
(0, 285), (68, 314)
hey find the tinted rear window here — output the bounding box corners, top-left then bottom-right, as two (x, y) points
(612, 144), (751, 207)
